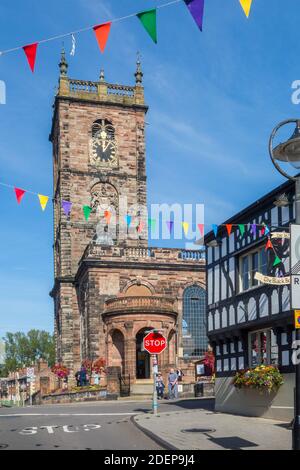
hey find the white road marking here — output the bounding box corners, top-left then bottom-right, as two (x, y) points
(0, 412), (135, 417)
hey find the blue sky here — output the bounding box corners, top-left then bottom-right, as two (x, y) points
(0, 0), (300, 336)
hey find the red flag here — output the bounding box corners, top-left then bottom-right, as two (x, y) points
(93, 22), (111, 53)
(265, 239), (273, 250)
(226, 224), (232, 236)
(23, 43), (38, 72)
(14, 187), (26, 204)
(197, 224), (204, 236)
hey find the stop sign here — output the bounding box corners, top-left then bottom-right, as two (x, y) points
(143, 332), (167, 355)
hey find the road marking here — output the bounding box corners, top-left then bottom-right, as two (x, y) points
(19, 424), (102, 435)
(0, 412), (135, 417)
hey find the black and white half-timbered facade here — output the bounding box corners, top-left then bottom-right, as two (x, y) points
(205, 178), (297, 421)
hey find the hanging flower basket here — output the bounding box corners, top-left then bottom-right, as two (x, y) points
(233, 365), (284, 393)
(51, 364), (69, 379)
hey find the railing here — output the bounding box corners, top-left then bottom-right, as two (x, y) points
(107, 84), (135, 97)
(104, 295), (177, 314)
(69, 79), (98, 94)
(124, 247), (154, 258)
(179, 250), (205, 261)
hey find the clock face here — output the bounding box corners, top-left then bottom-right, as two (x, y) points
(90, 121), (117, 167)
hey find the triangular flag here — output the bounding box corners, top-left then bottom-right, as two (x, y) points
(212, 224), (218, 237)
(239, 0), (253, 18)
(137, 9), (157, 44)
(265, 239), (273, 251)
(226, 224), (233, 236)
(265, 225), (270, 236)
(273, 256), (281, 267)
(93, 22), (111, 53)
(184, 0), (205, 31)
(182, 222), (189, 236)
(14, 187), (26, 204)
(238, 224), (245, 236)
(83, 205), (92, 221)
(23, 43), (38, 72)
(104, 210), (111, 224)
(261, 226), (265, 236)
(125, 215), (132, 227)
(251, 224), (257, 236)
(137, 221), (145, 233)
(148, 218), (156, 231)
(62, 200), (72, 216)
(38, 194), (49, 211)
(198, 224), (204, 236)
(166, 221), (174, 234)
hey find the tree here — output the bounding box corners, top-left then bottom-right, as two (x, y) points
(0, 330), (55, 376)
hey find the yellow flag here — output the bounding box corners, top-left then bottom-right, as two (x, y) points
(182, 222), (189, 236)
(38, 194), (49, 211)
(239, 0), (252, 18)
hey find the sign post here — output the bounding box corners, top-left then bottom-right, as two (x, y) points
(143, 331), (167, 415)
(26, 367), (35, 407)
(290, 223), (300, 449)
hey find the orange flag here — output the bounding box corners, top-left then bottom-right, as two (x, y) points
(104, 210), (111, 224)
(23, 43), (38, 72)
(226, 224), (233, 236)
(265, 239), (273, 251)
(93, 22), (111, 53)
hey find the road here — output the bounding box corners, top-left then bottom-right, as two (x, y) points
(0, 398), (213, 450)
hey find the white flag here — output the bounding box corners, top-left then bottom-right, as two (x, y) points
(70, 34), (76, 56)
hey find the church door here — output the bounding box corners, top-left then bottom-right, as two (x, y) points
(136, 330), (150, 379)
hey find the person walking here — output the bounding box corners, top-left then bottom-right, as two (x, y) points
(168, 368), (178, 399)
(156, 373), (165, 399)
(79, 366), (87, 387)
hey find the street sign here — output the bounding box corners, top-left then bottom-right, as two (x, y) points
(143, 332), (167, 355)
(295, 310), (300, 329)
(26, 367), (35, 378)
(290, 224), (300, 309)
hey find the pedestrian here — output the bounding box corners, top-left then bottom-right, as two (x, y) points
(176, 368), (185, 382)
(168, 368), (178, 399)
(75, 370), (80, 387)
(92, 371), (100, 386)
(156, 372), (165, 399)
(79, 366), (87, 387)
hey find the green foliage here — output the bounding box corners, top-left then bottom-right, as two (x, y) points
(1, 330), (55, 376)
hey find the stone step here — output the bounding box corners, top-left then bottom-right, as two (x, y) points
(130, 383), (154, 395)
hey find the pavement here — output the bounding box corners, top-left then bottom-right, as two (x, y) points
(134, 406), (292, 451)
(0, 398), (292, 450)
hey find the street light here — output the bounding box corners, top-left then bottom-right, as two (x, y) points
(269, 118), (300, 451)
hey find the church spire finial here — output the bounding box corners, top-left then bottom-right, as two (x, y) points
(135, 52), (143, 86)
(59, 45), (68, 77)
(99, 68), (105, 82)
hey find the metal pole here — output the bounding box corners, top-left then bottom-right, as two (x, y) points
(293, 177), (300, 450)
(152, 354), (158, 415)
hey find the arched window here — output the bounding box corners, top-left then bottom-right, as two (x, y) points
(182, 285), (207, 358)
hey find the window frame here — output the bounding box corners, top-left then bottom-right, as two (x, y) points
(239, 245), (269, 293)
(248, 328), (278, 368)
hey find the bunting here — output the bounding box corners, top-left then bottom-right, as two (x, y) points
(226, 224), (232, 236)
(83, 205), (92, 221)
(23, 43), (38, 72)
(104, 210), (112, 224)
(273, 256), (282, 267)
(238, 224), (245, 236)
(251, 224), (257, 236)
(182, 222), (189, 235)
(198, 224), (204, 236)
(184, 0), (205, 31)
(70, 34), (76, 56)
(137, 220), (145, 233)
(212, 224), (218, 238)
(239, 0), (253, 18)
(125, 215), (132, 227)
(14, 187), (26, 204)
(38, 194), (49, 211)
(166, 221), (174, 234)
(62, 200), (72, 216)
(137, 9), (157, 44)
(265, 239), (273, 250)
(93, 22), (112, 53)
(148, 218), (156, 232)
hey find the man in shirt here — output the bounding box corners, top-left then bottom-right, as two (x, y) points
(168, 368), (178, 399)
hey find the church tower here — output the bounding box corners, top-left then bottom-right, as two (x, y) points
(50, 51), (148, 366)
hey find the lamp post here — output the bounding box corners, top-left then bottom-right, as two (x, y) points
(269, 118), (300, 450)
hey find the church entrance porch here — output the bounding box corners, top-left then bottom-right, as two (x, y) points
(103, 294), (178, 386)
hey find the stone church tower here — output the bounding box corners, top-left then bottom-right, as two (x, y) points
(50, 51), (206, 391)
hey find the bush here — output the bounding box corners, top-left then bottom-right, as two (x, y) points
(233, 365), (284, 393)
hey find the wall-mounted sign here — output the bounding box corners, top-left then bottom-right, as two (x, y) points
(295, 310), (300, 329)
(271, 232), (290, 239)
(254, 272), (290, 285)
(290, 224), (300, 309)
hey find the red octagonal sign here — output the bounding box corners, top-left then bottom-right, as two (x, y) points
(143, 332), (167, 355)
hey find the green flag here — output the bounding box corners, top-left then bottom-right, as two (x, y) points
(148, 218), (156, 231)
(238, 224), (245, 236)
(83, 205), (92, 221)
(137, 9), (157, 44)
(273, 256), (281, 267)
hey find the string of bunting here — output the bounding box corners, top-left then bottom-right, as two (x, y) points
(0, 0), (254, 72)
